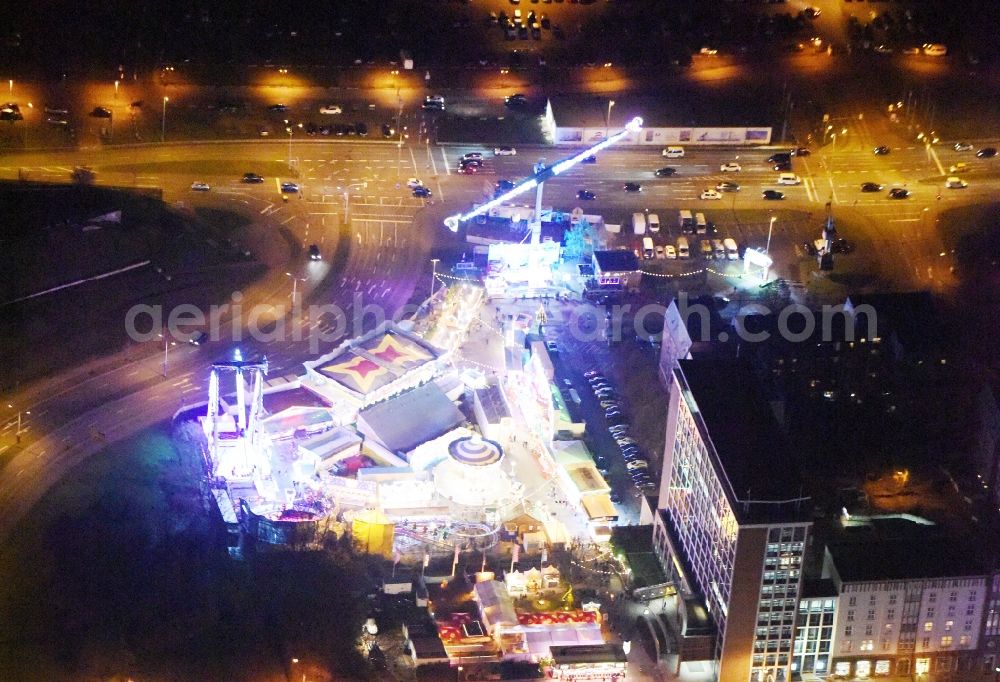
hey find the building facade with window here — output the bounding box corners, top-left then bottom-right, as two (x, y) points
(652, 359), (811, 682)
(824, 538), (990, 679)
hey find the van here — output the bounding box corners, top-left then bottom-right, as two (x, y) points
(778, 173), (801, 185)
(678, 210), (694, 233)
(712, 239), (726, 259)
(647, 213), (660, 233)
(699, 240), (714, 259)
(695, 212), (708, 235)
(723, 238), (739, 260)
(662, 146), (685, 158)
(676, 237), (690, 259)
(642, 237), (655, 259)
(632, 212), (646, 235)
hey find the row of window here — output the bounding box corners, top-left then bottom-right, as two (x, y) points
(840, 634), (972, 653)
(846, 589), (978, 607)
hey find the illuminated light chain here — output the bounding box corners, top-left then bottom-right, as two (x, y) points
(568, 558), (623, 577)
(454, 352), (504, 375)
(639, 268), (749, 280)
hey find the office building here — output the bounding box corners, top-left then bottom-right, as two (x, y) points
(652, 358), (811, 682)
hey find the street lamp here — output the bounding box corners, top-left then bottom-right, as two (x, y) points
(766, 215), (776, 255)
(159, 329), (176, 377)
(7, 404), (29, 438)
(606, 100), (615, 139)
(161, 96), (169, 142)
(286, 272), (307, 306)
(114, 79), (119, 100)
(430, 258), (440, 298)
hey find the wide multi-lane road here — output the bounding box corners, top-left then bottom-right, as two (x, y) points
(0, 139), (441, 543)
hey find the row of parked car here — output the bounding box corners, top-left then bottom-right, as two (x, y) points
(583, 369), (656, 494)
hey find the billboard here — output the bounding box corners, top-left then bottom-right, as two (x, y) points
(555, 126), (772, 146)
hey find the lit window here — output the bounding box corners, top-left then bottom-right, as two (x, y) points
(915, 658), (930, 674)
(856, 660), (871, 677)
(835, 661), (851, 676)
(940, 635), (953, 648)
(959, 635), (971, 647)
(944, 620), (953, 632)
(875, 660), (891, 675)
(860, 639), (874, 651)
(924, 622), (934, 632)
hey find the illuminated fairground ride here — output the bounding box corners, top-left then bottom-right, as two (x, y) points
(203, 349), (269, 480)
(443, 117), (643, 296)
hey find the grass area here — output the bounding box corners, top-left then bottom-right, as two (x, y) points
(96, 158), (294, 177)
(0, 422), (377, 681)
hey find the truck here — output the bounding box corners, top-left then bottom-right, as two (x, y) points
(642, 237), (655, 259)
(632, 212), (646, 235)
(678, 210), (694, 233)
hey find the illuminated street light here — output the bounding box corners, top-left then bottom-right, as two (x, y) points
(114, 79), (119, 100)
(161, 96), (169, 142)
(285, 272), (307, 306)
(606, 100), (615, 139)
(430, 258), (440, 298)
(766, 215), (776, 254)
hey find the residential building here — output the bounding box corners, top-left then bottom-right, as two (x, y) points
(652, 358), (811, 682)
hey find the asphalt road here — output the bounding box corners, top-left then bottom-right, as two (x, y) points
(1, 125), (998, 545)
(0, 139), (438, 545)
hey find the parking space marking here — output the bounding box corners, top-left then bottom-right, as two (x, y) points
(440, 147), (451, 176)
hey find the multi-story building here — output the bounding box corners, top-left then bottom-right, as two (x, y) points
(792, 579), (839, 678)
(822, 518), (992, 680)
(652, 358), (812, 682)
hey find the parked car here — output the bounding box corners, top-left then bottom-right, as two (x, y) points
(494, 145), (517, 156)
(280, 182), (300, 193)
(319, 104), (342, 115)
(720, 162), (742, 172)
(716, 181), (740, 192)
(873, 145), (890, 155)
(626, 460), (649, 471)
(413, 186), (432, 198)
(977, 147), (997, 158)
(953, 142), (973, 152)
(700, 189), (722, 200)
(577, 189), (596, 200)
(860, 182), (883, 192)
(665, 245), (677, 259)
(406, 178), (424, 189)
(582, 155), (597, 164)
(888, 187), (910, 199)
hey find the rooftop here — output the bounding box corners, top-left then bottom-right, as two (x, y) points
(474, 381), (511, 424)
(549, 644), (628, 665)
(357, 383), (464, 454)
(593, 249), (640, 273)
(677, 358), (809, 523)
(827, 516), (992, 583)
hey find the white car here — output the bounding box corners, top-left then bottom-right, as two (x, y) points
(190, 182), (210, 191)
(319, 104), (342, 115)
(664, 245), (677, 260)
(720, 162), (742, 173)
(777, 173), (801, 185)
(406, 178), (423, 189)
(494, 146), (517, 156)
(700, 189), (722, 200)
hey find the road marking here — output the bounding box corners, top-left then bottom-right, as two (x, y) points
(281, 216), (296, 225)
(440, 147), (450, 176)
(0, 446), (8, 456)
(888, 218), (921, 222)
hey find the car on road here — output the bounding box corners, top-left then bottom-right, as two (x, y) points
(720, 162), (742, 172)
(804, 6), (821, 18)
(546, 340), (558, 353)
(582, 155), (597, 164)
(768, 152), (791, 164)
(280, 182), (299, 193)
(945, 176), (968, 189)
(716, 181), (740, 192)
(977, 147), (997, 158)
(922, 43), (947, 57)
(242, 172), (264, 183)
(861, 182), (884, 192)
(664, 244), (677, 259)
(762, 189), (785, 200)
(494, 146), (517, 156)
(626, 460), (649, 471)
(268, 104), (288, 112)
(504, 93), (528, 108)
(873, 145), (890, 155)
(584, 370), (603, 379)
(654, 167), (677, 177)
(381, 123), (394, 138)
(948, 163), (968, 174)
(319, 104), (342, 115)
(355, 122), (368, 136)
(190, 182), (210, 191)
(831, 238), (854, 254)
(308, 244), (322, 260)
(462, 152), (484, 161)
(888, 187), (910, 199)
(700, 189), (722, 200)
(577, 189), (596, 200)
(89, 106), (112, 118)
(778, 173), (801, 185)
(953, 142), (973, 152)
(457, 164), (478, 174)
(406, 178), (423, 189)
(624, 182), (642, 192)
(188, 331), (209, 346)
(413, 186), (432, 198)
(423, 95), (446, 110)
(901, 47), (921, 55)
(495, 179), (515, 192)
